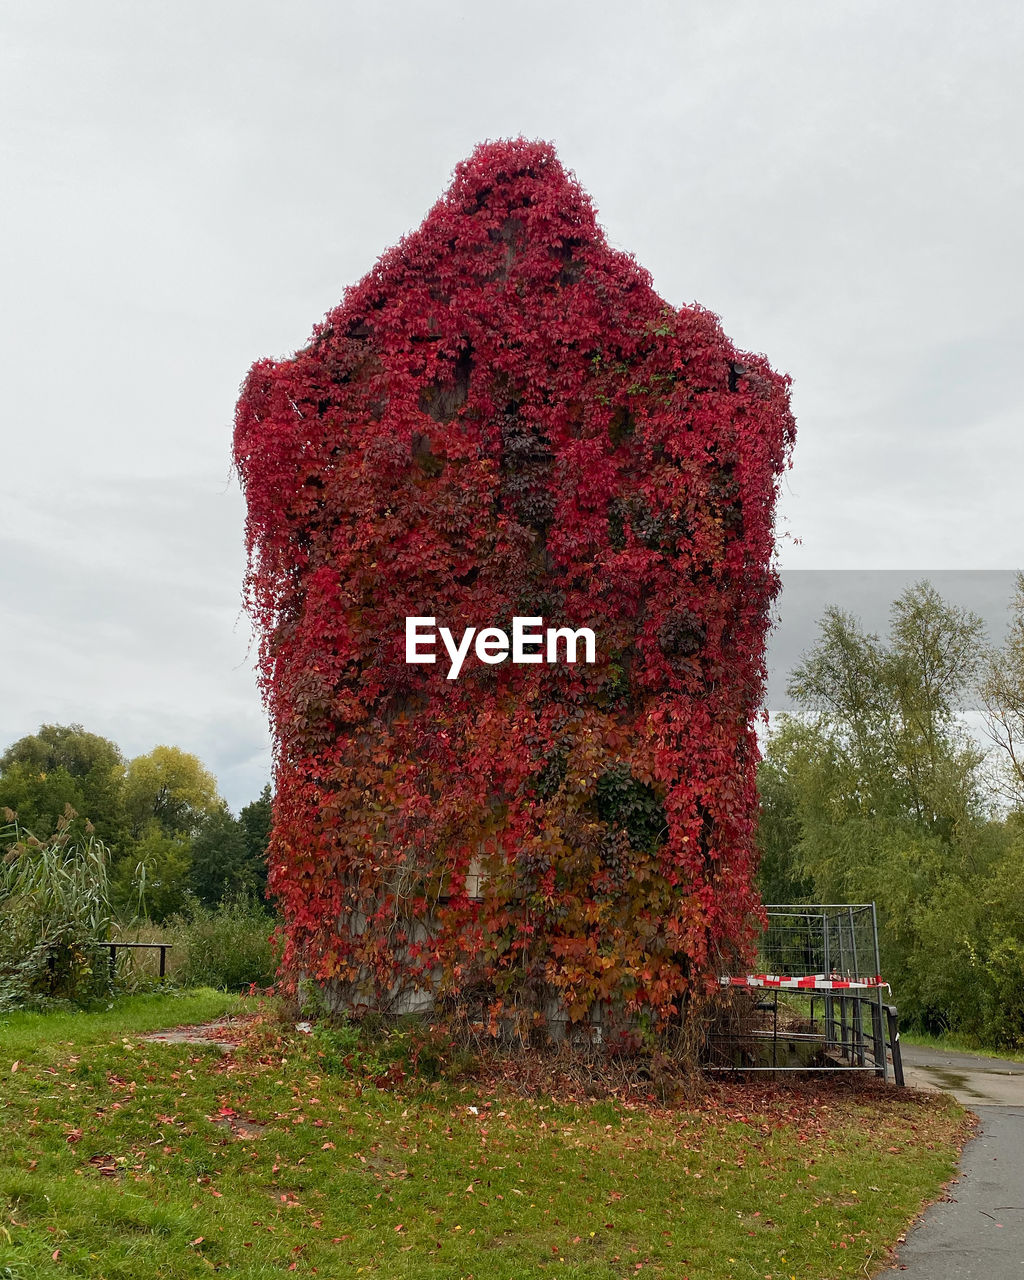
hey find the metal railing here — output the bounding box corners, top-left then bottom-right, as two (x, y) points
(706, 903), (904, 1084)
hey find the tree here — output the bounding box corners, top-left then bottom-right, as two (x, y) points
(754, 745), (814, 904)
(111, 746), (223, 920)
(787, 582), (986, 842)
(761, 582), (997, 1031)
(0, 724), (126, 844)
(0, 728), (235, 926)
(189, 806), (247, 907)
(189, 787), (271, 908)
(0, 763), (87, 840)
(115, 828), (192, 922)
(238, 784), (272, 898)
(234, 138), (795, 1033)
(123, 746), (220, 841)
(981, 572), (1024, 807)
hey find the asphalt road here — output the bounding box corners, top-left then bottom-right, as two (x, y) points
(882, 1043), (1024, 1277)
(899, 1042), (1024, 1105)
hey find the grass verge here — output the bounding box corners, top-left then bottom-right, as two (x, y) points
(899, 1028), (1024, 1062)
(0, 989), (252, 1052)
(1, 995), (970, 1279)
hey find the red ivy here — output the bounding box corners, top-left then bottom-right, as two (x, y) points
(233, 139), (795, 1034)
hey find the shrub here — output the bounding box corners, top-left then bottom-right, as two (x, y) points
(169, 894), (278, 990)
(0, 809), (118, 1009)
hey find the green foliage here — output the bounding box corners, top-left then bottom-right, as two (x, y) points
(0, 811), (125, 1010)
(595, 764), (667, 855)
(0, 724), (126, 845)
(0, 725), (258, 924)
(123, 745), (221, 840)
(758, 579), (1024, 1047)
(981, 570), (1024, 806)
(753, 749), (813, 903)
(169, 894), (277, 990)
(1, 724), (124, 781)
(188, 805), (248, 906)
(114, 828), (192, 921)
(786, 582), (986, 840)
(238, 783), (272, 888)
(189, 786), (271, 908)
(942, 823), (1024, 1046)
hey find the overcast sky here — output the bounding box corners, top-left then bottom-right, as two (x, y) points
(2, 1), (1022, 810)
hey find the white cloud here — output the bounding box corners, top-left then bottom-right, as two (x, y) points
(2, 0), (1021, 802)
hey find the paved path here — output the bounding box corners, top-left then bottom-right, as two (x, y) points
(883, 1044), (1024, 1277)
(899, 1043), (1024, 1105)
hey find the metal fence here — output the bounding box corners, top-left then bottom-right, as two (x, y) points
(755, 903), (881, 983)
(705, 903), (903, 1084)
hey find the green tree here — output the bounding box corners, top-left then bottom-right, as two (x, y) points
(787, 582), (986, 841)
(124, 746), (220, 840)
(114, 829), (193, 922)
(760, 581), (998, 1032)
(189, 805), (247, 907)
(113, 747), (223, 920)
(981, 572), (1024, 807)
(0, 763), (87, 838)
(238, 783), (272, 898)
(754, 741), (815, 904)
(189, 785), (272, 909)
(0, 724), (126, 844)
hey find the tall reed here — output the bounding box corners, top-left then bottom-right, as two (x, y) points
(1, 806), (121, 1008)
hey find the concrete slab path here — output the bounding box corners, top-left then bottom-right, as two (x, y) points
(882, 1043), (1024, 1277)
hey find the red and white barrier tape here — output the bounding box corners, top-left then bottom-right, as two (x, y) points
(719, 973), (890, 991)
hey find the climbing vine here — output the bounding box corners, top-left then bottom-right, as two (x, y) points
(234, 138), (795, 1035)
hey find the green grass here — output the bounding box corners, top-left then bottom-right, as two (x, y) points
(0, 995), (970, 1279)
(0, 989), (251, 1052)
(899, 1028), (1024, 1062)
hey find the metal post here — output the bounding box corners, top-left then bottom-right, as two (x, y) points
(159, 945), (167, 981)
(837, 914), (847, 980)
(886, 1005), (905, 1087)
(852, 995), (865, 1066)
(837, 994), (847, 1061)
(871, 902), (889, 1082)
(869, 998), (885, 1077)
(851, 907), (864, 1064)
(821, 910), (830, 977)
(822, 911), (833, 1050)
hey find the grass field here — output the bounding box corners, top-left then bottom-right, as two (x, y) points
(899, 1028), (1024, 1062)
(1, 993), (971, 1279)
